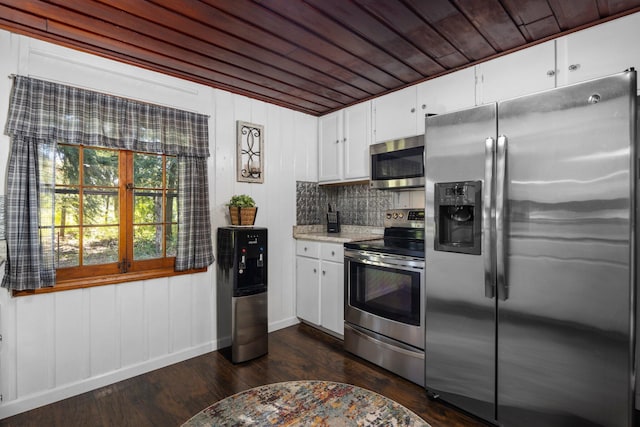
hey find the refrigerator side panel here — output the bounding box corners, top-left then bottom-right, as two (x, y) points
(497, 72), (635, 427)
(425, 104), (497, 422)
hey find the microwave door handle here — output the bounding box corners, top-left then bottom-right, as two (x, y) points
(496, 135), (508, 301)
(483, 137), (496, 299)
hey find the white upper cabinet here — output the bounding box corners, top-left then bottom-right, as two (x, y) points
(556, 13), (640, 86)
(318, 101), (371, 183)
(416, 67), (476, 134)
(372, 86), (420, 142)
(476, 40), (556, 104)
(318, 110), (342, 182)
(343, 101), (371, 180)
(374, 68), (477, 140)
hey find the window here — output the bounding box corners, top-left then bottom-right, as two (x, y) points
(4, 75), (213, 293)
(52, 144), (179, 282)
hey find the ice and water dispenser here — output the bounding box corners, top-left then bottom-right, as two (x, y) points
(216, 227), (268, 363)
(434, 181), (482, 255)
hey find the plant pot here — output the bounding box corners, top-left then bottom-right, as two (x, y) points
(229, 206), (258, 225)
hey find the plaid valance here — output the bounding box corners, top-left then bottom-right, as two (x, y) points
(5, 76), (210, 158)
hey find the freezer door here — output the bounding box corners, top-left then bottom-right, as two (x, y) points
(425, 103), (498, 422)
(497, 71), (635, 427)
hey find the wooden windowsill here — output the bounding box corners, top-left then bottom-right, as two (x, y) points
(11, 266), (208, 297)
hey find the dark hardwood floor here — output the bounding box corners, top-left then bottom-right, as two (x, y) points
(0, 323), (488, 426)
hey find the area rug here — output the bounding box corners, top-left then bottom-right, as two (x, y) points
(182, 380), (430, 426)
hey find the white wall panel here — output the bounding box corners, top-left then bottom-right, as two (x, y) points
(168, 274), (192, 352)
(54, 290), (89, 385)
(190, 271), (214, 347)
(119, 282), (145, 367)
(16, 295), (54, 397)
(144, 278), (170, 360)
(89, 286), (119, 376)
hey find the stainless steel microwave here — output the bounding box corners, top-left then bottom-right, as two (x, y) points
(369, 135), (425, 190)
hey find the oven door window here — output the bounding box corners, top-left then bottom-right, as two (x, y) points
(349, 261), (420, 326)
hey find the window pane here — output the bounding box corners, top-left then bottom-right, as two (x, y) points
(84, 148), (119, 187)
(83, 226), (119, 265)
(166, 156), (177, 189)
(166, 223), (177, 257)
(166, 190), (178, 223)
(55, 189), (80, 226)
(56, 145), (80, 185)
(84, 189), (119, 225)
(134, 153), (162, 188)
(134, 190), (163, 224)
(56, 227), (80, 268)
(134, 224), (163, 260)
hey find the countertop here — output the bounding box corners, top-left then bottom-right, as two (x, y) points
(293, 224), (383, 244)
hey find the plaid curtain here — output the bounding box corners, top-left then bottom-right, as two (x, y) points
(175, 157), (214, 271)
(2, 76), (214, 290)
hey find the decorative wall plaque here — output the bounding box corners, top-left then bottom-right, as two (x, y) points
(236, 121), (264, 183)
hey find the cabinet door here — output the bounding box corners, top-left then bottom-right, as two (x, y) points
(296, 256), (320, 325)
(477, 40), (556, 104)
(556, 13), (640, 86)
(417, 67), (476, 134)
(320, 261), (344, 336)
(372, 86), (418, 142)
(318, 111), (342, 182)
(343, 102), (371, 180)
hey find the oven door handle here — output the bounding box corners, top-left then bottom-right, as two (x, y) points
(344, 253), (424, 272)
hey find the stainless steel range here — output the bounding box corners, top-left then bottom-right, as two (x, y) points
(343, 208), (425, 386)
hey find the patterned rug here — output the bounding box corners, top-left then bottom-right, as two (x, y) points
(182, 380), (430, 426)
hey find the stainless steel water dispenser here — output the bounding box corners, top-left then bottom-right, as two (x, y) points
(434, 181), (482, 255)
(216, 227), (268, 363)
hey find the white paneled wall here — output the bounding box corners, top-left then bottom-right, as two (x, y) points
(0, 29), (308, 419)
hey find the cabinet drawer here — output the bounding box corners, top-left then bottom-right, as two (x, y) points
(321, 243), (344, 262)
(296, 240), (320, 257)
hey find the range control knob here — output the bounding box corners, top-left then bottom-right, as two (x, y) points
(386, 213), (393, 219)
(393, 212), (399, 219)
(398, 213), (404, 218)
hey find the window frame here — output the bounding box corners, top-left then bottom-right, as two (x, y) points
(12, 144), (206, 297)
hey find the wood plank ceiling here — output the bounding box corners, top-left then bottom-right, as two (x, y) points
(1, 0), (640, 116)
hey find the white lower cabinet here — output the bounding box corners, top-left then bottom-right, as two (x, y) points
(295, 240), (344, 336)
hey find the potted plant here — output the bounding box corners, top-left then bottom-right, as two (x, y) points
(227, 194), (257, 225)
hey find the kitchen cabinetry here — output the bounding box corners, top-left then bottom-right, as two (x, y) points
(476, 40), (556, 104)
(372, 86), (421, 143)
(295, 240), (344, 336)
(556, 12), (640, 87)
(374, 68), (476, 140)
(318, 101), (371, 183)
(417, 67), (476, 126)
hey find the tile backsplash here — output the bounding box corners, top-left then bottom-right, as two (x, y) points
(297, 181), (423, 227)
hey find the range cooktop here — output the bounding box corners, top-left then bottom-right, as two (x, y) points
(344, 209), (425, 258)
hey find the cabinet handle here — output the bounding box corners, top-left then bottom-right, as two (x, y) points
(322, 270), (326, 276)
(342, 137), (346, 142)
(335, 139), (340, 144)
(331, 250), (335, 256)
(568, 64), (580, 72)
(304, 247), (307, 251)
(546, 70), (556, 77)
(313, 268), (317, 273)
(410, 107), (416, 113)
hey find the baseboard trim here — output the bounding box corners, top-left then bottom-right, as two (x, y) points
(269, 316), (299, 332)
(0, 342), (215, 420)
(0, 318), (301, 420)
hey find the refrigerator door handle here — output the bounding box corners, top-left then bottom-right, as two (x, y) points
(496, 135), (508, 301)
(483, 137), (496, 299)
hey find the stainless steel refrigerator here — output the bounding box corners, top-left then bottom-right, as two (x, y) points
(424, 70), (636, 427)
